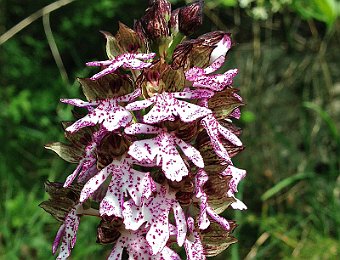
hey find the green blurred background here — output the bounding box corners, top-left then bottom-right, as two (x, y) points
(0, 0), (339, 259)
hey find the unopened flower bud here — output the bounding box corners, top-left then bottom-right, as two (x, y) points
(179, 0), (204, 35)
(140, 0), (171, 40)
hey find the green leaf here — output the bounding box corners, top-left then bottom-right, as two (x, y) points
(303, 102), (340, 144)
(293, 0), (338, 26)
(45, 142), (82, 163)
(261, 172), (314, 201)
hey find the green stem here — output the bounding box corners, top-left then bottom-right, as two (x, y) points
(166, 32), (185, 63)
(231, 181), (245, 260)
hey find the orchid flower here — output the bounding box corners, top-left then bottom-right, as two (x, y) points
(108, 229), (181, 260)
(221, 165), (247, 210)
(125, 123), (204, 181)
(53, 205), (81, 260)
(185, 55), (238, 92)
(126, 89), (213, 124)
(122, 184), (187, 255)
(209, 33), (232, 63)
(79, 156), (155, 218)
(60, 89), (141, 133)
(63, 128), (107, 187)
(184, 217), (206, 260)
(195, 170), (231, 230)
(43, 1), (247, 259)
(201, 114), (242, 164)
(86, 52), (156, 80)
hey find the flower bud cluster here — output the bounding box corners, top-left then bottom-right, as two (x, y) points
(41, 1), (246, 259)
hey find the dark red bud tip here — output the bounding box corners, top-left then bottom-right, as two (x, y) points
(140, 0), (171, 40)
(179, 0), (204, 35)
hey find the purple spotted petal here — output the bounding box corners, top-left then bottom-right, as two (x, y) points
(52, 224), (65, 255)
(123, 185), (187, 254)
(125, 99), (154, 111)
(173, 88), (215, 100)
(204, 55), (225, 74)
(60, 98), (97, 109)
(185, 55), (238, 92)
(125, 123), (163, 135)
(206, 206), (230, 230)
(185, 56), (225, 81)
(201, 114), (242, 163)
(64, 129), (107, 187)
(195, 170), (231, 231)
(172, 202), (187, 247)
(184, 217), (205, 260)
(221, 165), (246, 193)
(128, 130), (200, 181)
(63, 91), (141, 133)
(79, 164), (111, 203)
(127, 91), (212, 124)
(86, 52), (156, 80)
(195, 170), (210, 229)
(175, 137), (204, 168)
(99, 157), (156, 218)
(108, 229), (180, 260)
(54, 206), (80, 259)
(191, 69), (238, 91)
(217, 122), (242, 146)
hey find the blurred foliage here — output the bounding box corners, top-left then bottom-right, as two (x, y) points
(0, 0), (339, 259)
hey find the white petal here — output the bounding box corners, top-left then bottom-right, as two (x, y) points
(175, 137), (204, 168)
(80, 165), (111, 202)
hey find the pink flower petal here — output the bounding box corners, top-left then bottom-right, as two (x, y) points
(122, 185), (187, 254)
(63, 91), (139, 133)
(184, 217), (206, 260)
(128, 130), (194, 182)
(209, 34), (232, 63)
(217, 123), (242, 146)
(192, 69), (238, 91)
(80, 166), (111, 202)
(54, 206), (80, 259)
(172, 202), (187, 247)
(128, 138), (159, 163)
(128, 91), (212, 124)
(201, 114), (235, 164)
(108, 229), (180, 260)
(60, 98), (96, 108)
(175, 137), (204, 168)
(87, 52), (156, 80)
(195, 170), (231, 231)
(125, 123), (163, 135)
(221, 165), (246, 193)
(125, 99), (154, 111)
(99, 157), (156, 217)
